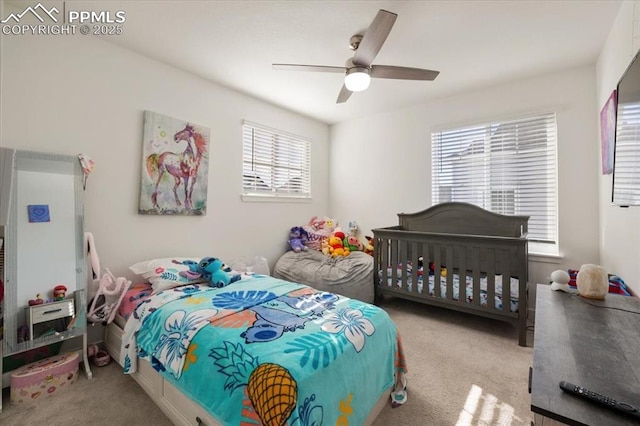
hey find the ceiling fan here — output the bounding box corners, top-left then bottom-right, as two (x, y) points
(273, 9), (439, 104)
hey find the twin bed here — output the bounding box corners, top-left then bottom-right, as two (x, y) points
(105, 273), (405, 425)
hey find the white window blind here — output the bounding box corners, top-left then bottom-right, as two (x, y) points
(612, 102), (640, 205)
(432, 113), (558, 253)
(242, 121), (311, 199)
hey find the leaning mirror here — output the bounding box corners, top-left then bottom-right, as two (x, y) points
(1, 149), (86, 356)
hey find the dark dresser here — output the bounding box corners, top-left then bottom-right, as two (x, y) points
(531, 284), (640, 425)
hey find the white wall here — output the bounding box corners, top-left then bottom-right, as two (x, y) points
(330, 67), (601, 288)
(597, 0), (640, 295)
(1, 33), (330, 280)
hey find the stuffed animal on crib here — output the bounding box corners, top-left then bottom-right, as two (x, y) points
(288, 226), (309, 253)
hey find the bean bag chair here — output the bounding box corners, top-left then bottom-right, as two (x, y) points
(273, 250), (374, 303)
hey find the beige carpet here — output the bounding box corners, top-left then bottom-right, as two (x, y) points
(1, 297), (533, 425)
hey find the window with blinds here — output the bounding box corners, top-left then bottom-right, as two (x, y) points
(242, 121), (311, 200)
(612, 101), (640, 206)
(431, 113), (558, 254)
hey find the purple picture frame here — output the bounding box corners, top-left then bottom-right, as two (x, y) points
(600, 90), (617, 175)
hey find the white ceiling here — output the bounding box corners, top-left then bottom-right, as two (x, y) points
(5, 0), (623, 124)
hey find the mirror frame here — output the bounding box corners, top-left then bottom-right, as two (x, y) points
(2, 150), (86, 356)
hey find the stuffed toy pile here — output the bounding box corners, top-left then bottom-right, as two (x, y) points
(286, 216), (372, 257)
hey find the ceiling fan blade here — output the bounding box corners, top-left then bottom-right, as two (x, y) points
(370, 65), (440, 81)
(352, 9), (397, 67)
(273, 64), (346, 73)
(336, 84), (353, 103)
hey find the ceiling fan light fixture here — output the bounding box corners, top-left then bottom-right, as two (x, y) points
(344, 67), (371, 92)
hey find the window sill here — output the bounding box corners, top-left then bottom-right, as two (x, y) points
(528, 252), (562, 264)
(241, 194), (312, 203)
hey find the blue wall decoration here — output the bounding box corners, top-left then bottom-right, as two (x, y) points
(28, 204), (50, 223)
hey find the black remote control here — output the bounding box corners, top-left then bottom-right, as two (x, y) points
(559, 381), (640, 420)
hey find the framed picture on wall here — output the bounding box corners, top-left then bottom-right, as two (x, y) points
(139, 111), (210, 215)
(600, 90), (617, 175)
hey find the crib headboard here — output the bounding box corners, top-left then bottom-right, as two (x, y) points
(398, 202), (528, 238)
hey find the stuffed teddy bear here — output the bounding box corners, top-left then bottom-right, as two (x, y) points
(288, 226), (309, 252)
(321, 238), (331, 256)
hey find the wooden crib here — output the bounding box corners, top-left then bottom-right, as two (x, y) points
(373, 202), (529, 346)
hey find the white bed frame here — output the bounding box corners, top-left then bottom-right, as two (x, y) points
(104, 319), (391, 425)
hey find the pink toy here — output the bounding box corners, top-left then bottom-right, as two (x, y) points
(85, 232), (131, 325)
(10, 352), (79, 404)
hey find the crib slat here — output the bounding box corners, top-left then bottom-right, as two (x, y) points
(422, 242), (429, 296)
(391, 239), (398, 290)
(458, 245), (467, 305)
(502, 248), (511, 313)
(487, 249), (495, 310)
(472, 247), (481, 307)
(399, 240), (408, 291)
(411, 242), (419, 295)
(380, 238), (389, 290)
(446, 245), (454, 301)
(433, 243), (441, 298)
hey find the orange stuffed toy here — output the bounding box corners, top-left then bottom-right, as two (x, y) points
(328, 235), (350, 257)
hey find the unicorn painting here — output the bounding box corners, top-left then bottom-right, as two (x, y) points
(139, 111), (210, 215)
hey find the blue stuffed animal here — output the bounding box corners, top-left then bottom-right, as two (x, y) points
(197, 257), (227, 288)
(178, 257), (241, 288)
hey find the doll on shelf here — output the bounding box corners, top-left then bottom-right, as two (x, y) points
(53, 285), (67, 301)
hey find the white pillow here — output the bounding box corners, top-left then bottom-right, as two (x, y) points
(129, 257), (206, 293)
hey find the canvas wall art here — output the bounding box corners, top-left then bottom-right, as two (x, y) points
(139, 111), (210, 215)
(600, 90), (617, 175)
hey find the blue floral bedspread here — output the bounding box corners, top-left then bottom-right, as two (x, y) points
(121, 275), (406, 425)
